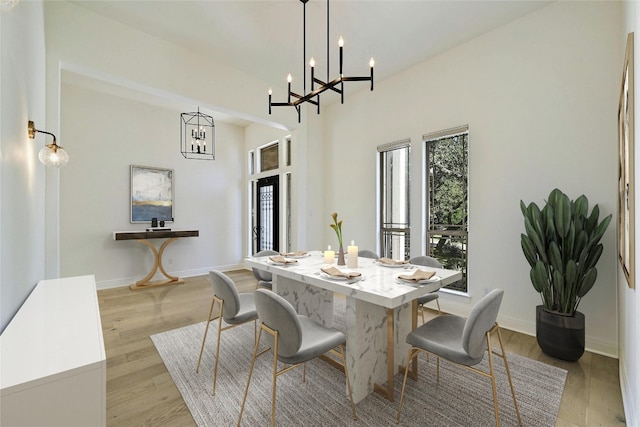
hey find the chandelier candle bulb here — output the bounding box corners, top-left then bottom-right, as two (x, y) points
(324, 245), (335, 264)
(347, 241), (358, 268)
(310, 57), (315, 90)
(339, 36), (344, 75)
(370, 58), (375, 90)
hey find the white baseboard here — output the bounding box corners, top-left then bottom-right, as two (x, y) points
(96, 264), (248, 290)
(620, 359), (637, 426)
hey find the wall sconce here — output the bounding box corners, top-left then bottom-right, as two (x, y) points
(28, 120), (69, 167)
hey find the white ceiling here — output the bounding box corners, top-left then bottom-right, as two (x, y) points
(67, 0), (552, 126)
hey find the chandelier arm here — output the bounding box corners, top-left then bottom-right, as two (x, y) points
(303, 0), (307, 95)
(326, 0), (330, 81)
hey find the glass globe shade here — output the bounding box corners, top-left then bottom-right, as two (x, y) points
(39, 146), (69, 168)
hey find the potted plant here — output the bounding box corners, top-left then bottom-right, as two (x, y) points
(520, 188), (612, 361)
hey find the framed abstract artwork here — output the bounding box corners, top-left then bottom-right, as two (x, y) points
(618, 32), (635, 289)
(130, 165), (174, 224)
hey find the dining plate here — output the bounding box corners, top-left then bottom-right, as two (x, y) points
(282, 253), (310, 259)
(268, 260), (298, 266)
(395, 275), (441, 285)
(374, 260), (408, 268)
(320, 272), (361, 281)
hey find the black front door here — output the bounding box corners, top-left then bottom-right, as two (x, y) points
(256, 176), (279, 252)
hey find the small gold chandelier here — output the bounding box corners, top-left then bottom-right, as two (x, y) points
(268, 0), (374, 123)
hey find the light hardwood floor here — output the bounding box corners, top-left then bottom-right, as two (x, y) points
(97, 270), (626, 426)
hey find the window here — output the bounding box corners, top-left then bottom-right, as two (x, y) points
(425, 126), (468, 293)
(285, 136), (292, 167)
(260, 142), (279, 172)
(378, 139), (411, 260)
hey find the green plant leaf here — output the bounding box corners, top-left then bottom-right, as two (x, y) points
(521, 234), (538, 267)
(531, 260), (548, 293)
(573, 230), (588, 259)
(585, 243), (604, 270)
(574, 195), (588, 218)
(549, 241), (563, 274)
(543, 203), (556, 240)
(578, 267), (597, 298)
(586, 204), (600, 234)
(554, 191), (571, 238)
(525, 217), (547, 263)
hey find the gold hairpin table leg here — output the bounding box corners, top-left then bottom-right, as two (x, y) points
(374, 307), (395, 401)
(129, 238), (184, 290)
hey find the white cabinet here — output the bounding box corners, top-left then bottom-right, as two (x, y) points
(1, 275), (106, 426)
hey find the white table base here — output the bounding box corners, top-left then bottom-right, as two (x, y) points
(275, 275), (413, 403)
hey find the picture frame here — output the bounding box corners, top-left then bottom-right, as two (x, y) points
(130, 165), (174, 224)
(618, 32), (635, 289)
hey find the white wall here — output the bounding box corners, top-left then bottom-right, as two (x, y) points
(620, 3), (639, 425)
(323, 1), (622, 357)
(59, 82), (246, 288)
(0, 1), (47, 332)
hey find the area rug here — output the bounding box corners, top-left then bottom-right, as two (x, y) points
(151, 311), (567, 427)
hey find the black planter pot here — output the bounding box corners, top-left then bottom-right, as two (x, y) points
(536, 305), (585, 361)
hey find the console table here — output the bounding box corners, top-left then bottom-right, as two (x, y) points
(113, 229), (199, 290)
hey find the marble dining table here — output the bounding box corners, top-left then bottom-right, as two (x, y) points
(245, 251), (462, 404)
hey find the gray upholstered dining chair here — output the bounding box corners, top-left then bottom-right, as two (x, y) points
(396, 289), (521, 427)
(238, 289), (357, 427)
(358, 249), (379, 259)
(196, 270), (258, 396)
(252, 250), (279, 290)
(409, 255), (443, 320)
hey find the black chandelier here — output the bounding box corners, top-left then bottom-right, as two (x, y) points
(180, 108), (215, 160)
(268, 0), (374, 123)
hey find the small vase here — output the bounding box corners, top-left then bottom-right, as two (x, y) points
(337, 245), (346, 266)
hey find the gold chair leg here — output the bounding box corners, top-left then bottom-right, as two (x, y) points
(496, 326), (522, 426)
(196, 297), (217, 373)
(396, 346), (419, 423)
(237, 328), (263, 427)
(487, 332), (500, 427)
(270, 332), (279, 427)
(419, 303), (425, 324)
(435, 298), (441, 314)
(211, 300), (225, 395)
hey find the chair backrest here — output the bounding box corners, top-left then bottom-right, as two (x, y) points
(462, 289), (504, 359)
(252, 250), (279, 281)
(254, 289), (303, 358)
(209, 270), (242, 321)
(358, 249), (379, 259)
(409, 256), (443, 268)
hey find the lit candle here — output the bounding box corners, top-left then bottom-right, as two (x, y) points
(287, 73), (292, 103)
(338, 36), (344, 75)
(369, 57), (375, 91)
(324, 245), (335, 264)
(347, 240), (358, 268)
(310, 57), (315, 90)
